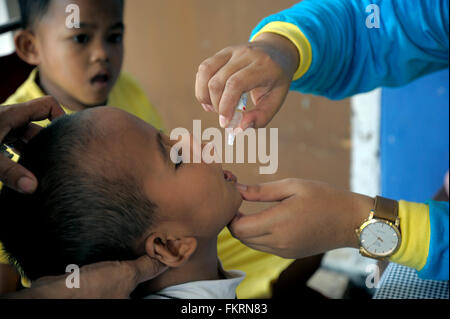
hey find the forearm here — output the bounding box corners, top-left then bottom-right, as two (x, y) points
(251, 0), (449, 99)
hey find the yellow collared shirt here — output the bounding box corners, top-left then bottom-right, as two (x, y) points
(2, 68), (163, 129)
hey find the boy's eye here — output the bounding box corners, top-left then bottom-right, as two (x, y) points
(73, 34), (90, 44)
(108, 33), (123, 44)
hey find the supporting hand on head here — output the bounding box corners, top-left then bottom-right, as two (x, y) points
(0, 97), (65, 194)
(2, 255), (167, 299)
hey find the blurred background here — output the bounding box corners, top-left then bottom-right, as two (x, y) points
(121, 0), (352, 193)
(1, 0), (448, 298)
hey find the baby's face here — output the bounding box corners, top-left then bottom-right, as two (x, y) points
(33, 0), (124, 106)
(90, 108), (243, 239)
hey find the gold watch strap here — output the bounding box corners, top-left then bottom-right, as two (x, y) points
(373, 196), (398, 222)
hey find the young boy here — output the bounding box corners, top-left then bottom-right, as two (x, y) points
(0, 107), (245, 299)
(2, 0), (162, 128)
(0, 0), (162, 293)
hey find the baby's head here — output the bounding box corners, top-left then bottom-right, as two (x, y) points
(0, 108), (242, 281)
(15, 0), (124, 107)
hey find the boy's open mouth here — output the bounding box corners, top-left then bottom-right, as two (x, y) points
(90, 73), (111, 88)
(223, 170), (237, 183)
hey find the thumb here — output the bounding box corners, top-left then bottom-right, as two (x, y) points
(239, 86), (288, 130)
(126, 255), (168, 285)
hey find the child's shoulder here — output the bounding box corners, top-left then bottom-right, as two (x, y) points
(113, 72), (145, 94)
(109, 72), (163, 130)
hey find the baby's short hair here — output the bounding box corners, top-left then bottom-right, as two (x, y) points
(0, 113), (156, 281)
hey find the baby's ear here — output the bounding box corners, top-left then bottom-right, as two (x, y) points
(144, 233), (197, 268)
(14, 30), (40, 65)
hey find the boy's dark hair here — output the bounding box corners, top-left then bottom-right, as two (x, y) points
(18, 0), (126, 29)
(18, 0), (52, 29)
(0, 113), (156, 281)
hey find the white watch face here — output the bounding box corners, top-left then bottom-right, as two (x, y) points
(360, 221), (400, 256)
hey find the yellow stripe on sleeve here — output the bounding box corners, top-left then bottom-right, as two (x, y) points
(250, 21), (312, 81)
(390, 201), (430, 271)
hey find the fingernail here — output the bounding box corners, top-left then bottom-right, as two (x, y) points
(236, 183), (247, 191)
(219, 115), (228, 128)
(17, 176), (37, 194)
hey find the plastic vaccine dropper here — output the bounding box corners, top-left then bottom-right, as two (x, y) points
(227, 93), (248, 146)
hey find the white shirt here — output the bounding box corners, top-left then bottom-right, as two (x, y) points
(143, 267), (245, 299)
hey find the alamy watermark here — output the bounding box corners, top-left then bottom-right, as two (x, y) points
(65, 264), (80, 288)
(170, 120), (279, 175)
(65, 4), (80, 29)
(366, 4), (381, 29)
(365, 264), (381, 289)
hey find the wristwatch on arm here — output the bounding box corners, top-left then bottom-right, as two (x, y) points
(355, 196), (401, 259)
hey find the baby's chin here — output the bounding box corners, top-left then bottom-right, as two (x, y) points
(226, 189), (243, 224)
(224, 171), (243, 215)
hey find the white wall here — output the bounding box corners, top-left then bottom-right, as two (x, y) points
(0, 0), (15, 56)
(350, 88), (382, 197)
(321, 89), (382, 286)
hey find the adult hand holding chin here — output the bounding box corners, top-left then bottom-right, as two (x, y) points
(229, 179), (374, 259)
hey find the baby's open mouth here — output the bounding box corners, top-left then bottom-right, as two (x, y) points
(223, 170), (237, 183)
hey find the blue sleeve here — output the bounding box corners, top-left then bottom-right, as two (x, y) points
(251, 0), (449, 100)
(418, 201), (449, 281)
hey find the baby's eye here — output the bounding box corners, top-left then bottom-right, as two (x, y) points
(73, 34), (90, 44)
(108, 33), (123, 44)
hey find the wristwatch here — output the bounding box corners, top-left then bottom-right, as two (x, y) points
(355, 196), (401, 259)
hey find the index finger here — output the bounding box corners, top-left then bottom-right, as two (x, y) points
(0, 96), (64, 141)
(195, 49), (233, 107)
(238, 178), (298, 202)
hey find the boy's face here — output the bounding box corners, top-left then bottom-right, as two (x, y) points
(90, 108), (243, 240)
(32, 0), (124, 106)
